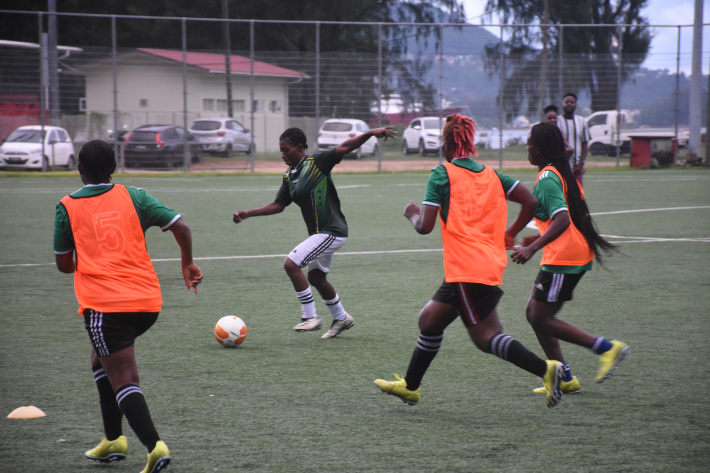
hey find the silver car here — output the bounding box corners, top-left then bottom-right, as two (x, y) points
(189, 117), (254, 156)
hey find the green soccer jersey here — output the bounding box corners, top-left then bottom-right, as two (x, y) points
(54, 184), (181, 254)
(422, 158), (520, 224)
(274, 148), (348, 237)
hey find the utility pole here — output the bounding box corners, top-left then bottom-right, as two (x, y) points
(222, 0), (233, 118)
(687, 0), (703, 163)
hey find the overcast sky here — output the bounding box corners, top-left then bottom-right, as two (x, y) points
(460, 0), (709, 74)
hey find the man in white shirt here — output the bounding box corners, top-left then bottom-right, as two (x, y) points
(557, 93), (591, 186)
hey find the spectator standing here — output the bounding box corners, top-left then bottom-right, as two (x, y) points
(556, 93), (591, 185)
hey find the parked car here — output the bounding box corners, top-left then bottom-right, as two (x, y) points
(189, 117), (254, 156)
(0, 125), (75, 171)
(401, 117), (445, 156)
(123, 125), (201, 168)
(317, 119), (379, 159)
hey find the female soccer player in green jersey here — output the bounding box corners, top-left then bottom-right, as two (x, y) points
(511, 122), (628, 395)
(233, 126), (395, 338)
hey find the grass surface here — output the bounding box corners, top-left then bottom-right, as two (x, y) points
(1, 168), (709, 472)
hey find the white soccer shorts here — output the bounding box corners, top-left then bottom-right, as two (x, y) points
(287, 233), (347, 273)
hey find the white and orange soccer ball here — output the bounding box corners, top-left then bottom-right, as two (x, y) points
(214, 316), (247, 348)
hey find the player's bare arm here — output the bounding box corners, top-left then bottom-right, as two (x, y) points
(233, 201), (285, 223)
(335, 127), (397, 157)
(404, 200), (437, 235)
(168, 219), (203, 293)
(511, 211), (570, 264)
(504, 184), (538, 249)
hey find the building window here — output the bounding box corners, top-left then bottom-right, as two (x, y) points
(203, 99), (214, 111)
(139, 99), (148, 108)
(269, 100), (282, 113)
(233, 100), (245, 112)
(252, 100), (264, 113)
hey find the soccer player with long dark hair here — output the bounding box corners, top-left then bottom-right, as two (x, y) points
(375, 114), (565, 408)
(511, 122), (629, 395)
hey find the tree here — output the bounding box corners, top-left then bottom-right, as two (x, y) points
(483, 0), (652, 120)
(0, 1), (467, 120)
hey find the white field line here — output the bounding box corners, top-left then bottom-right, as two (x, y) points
(2, 206), (708, 269)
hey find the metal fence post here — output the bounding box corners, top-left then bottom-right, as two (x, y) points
(315, 22), (320, 146)
(498, 25), (504, 170)
(182, 17), (189, 172)
(674, 26), (681, 163)
(112, 15), (119, 166)
(438, 23), (444, 166)
(615, 26), (623, 167)
(39, 13), (47, 172)
(377, 23), (383, 172)
(558, 25), (563, 107)
(250, 20), (255, 173)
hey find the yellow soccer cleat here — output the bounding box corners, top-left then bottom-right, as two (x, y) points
(595, 340), (629, 383)
(84, 435), (128, 463)
(542, 360), (564, 408)
(140, 440), (171, 473)
(533, 375), (581, 394)
(374, 373), (421, 405)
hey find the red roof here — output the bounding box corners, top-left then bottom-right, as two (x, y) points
(138, 48), (304, 78)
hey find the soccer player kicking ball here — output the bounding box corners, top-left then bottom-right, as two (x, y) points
(233, 126), (396, 338)
(54, 140), (203, 473)
(375, 114), (564, 408)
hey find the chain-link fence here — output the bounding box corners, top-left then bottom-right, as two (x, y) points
(0, 10), (706, 171)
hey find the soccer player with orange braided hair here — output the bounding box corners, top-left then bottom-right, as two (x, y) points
(375, 114), (566, 409)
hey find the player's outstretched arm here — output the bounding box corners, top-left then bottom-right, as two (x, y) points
(334, 127), (397, 157)
(233, 201), (285, 224)
(168, 219), (203, 293)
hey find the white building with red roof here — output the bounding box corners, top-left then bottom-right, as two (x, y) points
(75, 48), (306, 152)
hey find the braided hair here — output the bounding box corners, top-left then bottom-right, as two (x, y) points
(78, 140), (117, 181)
(442, 113), (477, 158)
(279, 128), (308, 150)
(529, 122), (616, 263)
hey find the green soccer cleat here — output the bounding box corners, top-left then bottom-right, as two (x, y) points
(84, 435), (128, 463)
(140, 440), (171, 473)
(533, 375), (581, 394)
(542, 360), (564, 408)
(374, 373), (421, 405)
(595, 340), (629, 383)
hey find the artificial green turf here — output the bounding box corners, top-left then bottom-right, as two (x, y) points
(1, 169), (708, 472)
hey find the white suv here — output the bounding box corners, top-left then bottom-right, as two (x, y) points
(189, 117), (254, 156)
(0, 125), (75, 171)
(401, 117), (444, 156)
(317, 119), (378, 159)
